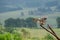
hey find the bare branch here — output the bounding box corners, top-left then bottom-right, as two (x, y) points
(40, 25), (60, 40)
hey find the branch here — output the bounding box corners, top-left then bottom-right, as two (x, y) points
(47, 24), (57, 36)
(40, 25), (60, 40)
(47, 24), (60, 40)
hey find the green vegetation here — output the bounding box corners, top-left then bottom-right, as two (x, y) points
(4, 17), (37, 28)
(4, 17), (60, 28)
(56, 17), (60, 28)
(14, 28), (60, 40)
(0, 20), (60, 40)
(0, 26), (60, 40)
(0, 33), (22, 40)
(42, 34), (55, 40)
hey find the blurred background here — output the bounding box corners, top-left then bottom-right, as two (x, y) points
(0, 0), (60, 40)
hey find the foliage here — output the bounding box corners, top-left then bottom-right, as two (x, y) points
(0, 26), (5, 34)
(56, 17), (60, 28)
(42, 34), (55, 40)
(4, 17), (37, 28)
(5, 27), (15, 33)
(31, 37), (40, 40)
(21, 28), (30, 38)
(0, 27), (59, 40)
(25, 17), (37, 28)
(0, 32), (22, 40)
(0, 22), (2, 25)
(13, 33), (22, 40)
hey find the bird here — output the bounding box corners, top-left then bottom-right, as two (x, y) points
(33, 17), (47, 25)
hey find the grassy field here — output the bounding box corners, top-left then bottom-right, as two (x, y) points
(0, 25), (60, 40)
(16, 28), (60, 40)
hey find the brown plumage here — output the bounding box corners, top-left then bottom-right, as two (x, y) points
(33, 17), (47, 25)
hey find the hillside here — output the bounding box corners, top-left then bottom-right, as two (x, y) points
(0, 8), (60, 27)
(0, 0), (60, 13)
(0, 0), (60, 25)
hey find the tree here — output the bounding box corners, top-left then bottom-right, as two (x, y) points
(4, 18), (17, 27)
(56, 17), (60, 28)
(29, 11), (34, 15)
(4, 17), (37, 28)
(15, 18), (21, 27)
(0, 22), (2, 25)
(25, 17), (37, 28)
(21, 12), (24, 16)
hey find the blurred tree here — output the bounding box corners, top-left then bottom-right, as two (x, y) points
(56, 17), (60, 28)
(25, 17), (37, 28)
(4, 18), (16, 27)
(29, 11), (34, 15)
(15, 18), (21, 27)
(4, 17), (37, 28)
(21, 12), (24, 16)
(0, 22), (2, 26)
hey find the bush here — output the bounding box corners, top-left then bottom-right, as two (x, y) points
(31, 37), (40, 40)
(5, 27), (15, 33)
(0, 32), (22, 40)
(0, 26), (5, 34)
(13, 33), (22, 40)
(21, 29), (30, 38)
(42, 34), (55, 40)
(0, 34), (6, 40)
(5, 33), (12, 40)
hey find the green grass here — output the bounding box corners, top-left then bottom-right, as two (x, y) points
(0, 32), (22, 40)
(16, 28), (60, 40)
(0, 26), (60, 40)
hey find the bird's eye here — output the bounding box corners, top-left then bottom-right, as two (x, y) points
(33, 18), (35, 20)
(44, 18), (47, 20)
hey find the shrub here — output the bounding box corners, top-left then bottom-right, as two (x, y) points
(0, 34), (6, 40)
(5, 27), (15, 33)
(5, 33), (12, 40)
(0, 32), (22, 40)
(13, 33), (22, 40)
(31, 37), (40, 40)
(42, 34), (55, 40)
(0, 26), (5, 34)
(21, 29), (30, 38)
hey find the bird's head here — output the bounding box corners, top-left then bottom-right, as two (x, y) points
(33, 17), (47, 25)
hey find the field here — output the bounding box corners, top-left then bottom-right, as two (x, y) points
(16, 28), (60, 40)
(0, 25), (60, 40)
